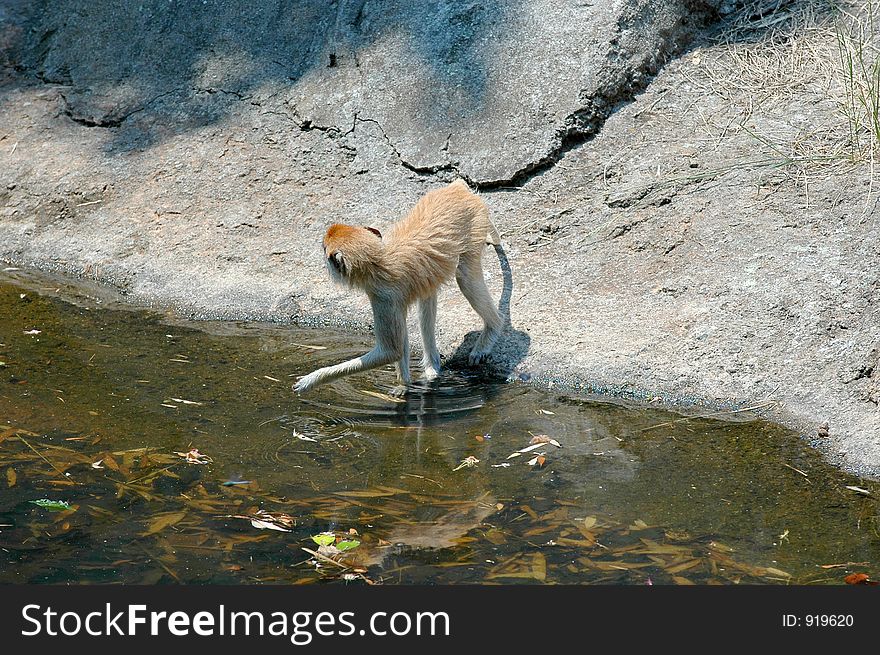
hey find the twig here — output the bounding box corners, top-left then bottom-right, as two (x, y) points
(400, 473), (443, 488)
(641, 400), (777, 432)
(302, 547), (350, 570)
(783, 463), (811, 483)
(18, 436), (72, 481)
(137, 543), (181, 583)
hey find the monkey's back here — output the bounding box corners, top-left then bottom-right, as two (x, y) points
(384, 180), (490, 303)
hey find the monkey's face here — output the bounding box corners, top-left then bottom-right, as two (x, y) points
(323, 223), (382, 287)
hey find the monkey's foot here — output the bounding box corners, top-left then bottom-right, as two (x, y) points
(390, 384), (408, 398)
(421, 365), (441, 382)
(468, 329), (499, 366)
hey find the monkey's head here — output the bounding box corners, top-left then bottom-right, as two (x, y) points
(323, 223), (384, 288)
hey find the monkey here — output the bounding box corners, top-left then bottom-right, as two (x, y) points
(293, 179), (502, 394)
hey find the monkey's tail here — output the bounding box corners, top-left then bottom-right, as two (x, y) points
(485, 219), (501, 246)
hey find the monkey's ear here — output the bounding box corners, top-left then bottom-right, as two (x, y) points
(364, 226), (382, 239)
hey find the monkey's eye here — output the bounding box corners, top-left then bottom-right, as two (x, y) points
(328, 251), (344, 271)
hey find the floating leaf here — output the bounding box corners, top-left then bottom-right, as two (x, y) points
(335, 490), (397, 498)
(29, 499), (72, 512)
(312, 533), (336, 547)
(336, 539), (360, 552)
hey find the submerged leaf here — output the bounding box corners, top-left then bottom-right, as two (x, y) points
(143, 511), (187, 536)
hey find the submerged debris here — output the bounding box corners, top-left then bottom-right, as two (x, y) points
(453, 456), (480, 471)
(174, 448), (213, 465)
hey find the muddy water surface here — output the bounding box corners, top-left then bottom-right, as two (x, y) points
(0, 270), (877, 584)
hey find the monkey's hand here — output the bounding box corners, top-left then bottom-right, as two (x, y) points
(293, 370), (324, 393)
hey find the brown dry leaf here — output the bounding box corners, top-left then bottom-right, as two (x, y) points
(555, 536), (596, 548)
(844, 572), (879, 585)
(628, 519), (649, 531)
(486, 553), (547, 581)
(665, 558), (702, 574)
(580, 516), (598, 530)
(672, 576), (695, 585)
(531, 552), (547, 581)
(522, 525), (556, 538)
(529, 434), (562, 448)
(637, 539), (691, 556)
(335, 490), (397, 498)
(102, 455), (121, 472)
(482, 529), (507, 545)
(591, 561), (653, 571)
(6, 467), (15, 487)
(763, 567), (791, 579)
(574, 523), (597, 543)
(519, 505), (539, 519)
(142, 511), (187, 536)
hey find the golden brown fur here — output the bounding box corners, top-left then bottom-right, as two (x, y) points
(295, 180), (502, 394)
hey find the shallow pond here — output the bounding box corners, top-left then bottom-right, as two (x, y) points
(0, 270), (877, 585)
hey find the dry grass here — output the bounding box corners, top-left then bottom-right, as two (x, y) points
(688, 0), (880, 175)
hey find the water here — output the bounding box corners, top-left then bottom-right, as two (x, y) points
(0, 270), (877, 585)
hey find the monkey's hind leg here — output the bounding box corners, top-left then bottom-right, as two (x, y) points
(456, 252), (502, 366)
(391, 328), (411, 397)
(418, 293), (442, 381)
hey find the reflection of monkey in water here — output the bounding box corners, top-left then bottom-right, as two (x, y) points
(294, 180), (502, 394)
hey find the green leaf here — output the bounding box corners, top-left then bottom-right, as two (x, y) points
(336, 539), (360, 552)
(311, 532), (336, 547)
(30, 499), (73, 512)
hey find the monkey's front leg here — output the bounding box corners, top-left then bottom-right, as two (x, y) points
(294, 347), (398, 393)
(294, 295), (408, 394)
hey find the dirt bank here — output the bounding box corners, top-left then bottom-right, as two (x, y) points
(1, 1), (878, 475)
